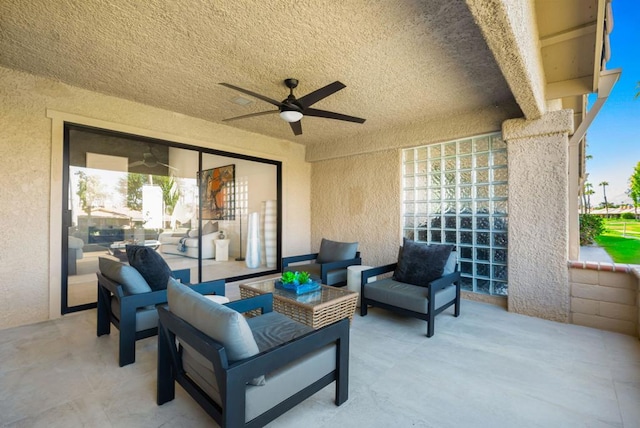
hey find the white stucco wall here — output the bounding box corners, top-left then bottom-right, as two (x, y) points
(311, 150), (401, 267)
(503, 110), (574, 322)
(0, 66), (311, 330)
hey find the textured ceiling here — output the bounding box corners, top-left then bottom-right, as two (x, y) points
(0, 0), (520, 145)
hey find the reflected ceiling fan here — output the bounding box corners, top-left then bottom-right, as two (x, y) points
(129, 146), (176, 170)
(219, 78), (366, 136)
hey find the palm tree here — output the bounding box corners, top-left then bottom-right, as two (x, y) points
(585, 189), (595, 213)
(635, 81), (640, 99)
(599, 181), (609, 216)
(582, 182), (594, 214)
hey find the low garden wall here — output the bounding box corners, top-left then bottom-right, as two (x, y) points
(568, 260), (640, 338)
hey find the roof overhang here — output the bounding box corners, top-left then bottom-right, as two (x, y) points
(537, 0), (615, 133)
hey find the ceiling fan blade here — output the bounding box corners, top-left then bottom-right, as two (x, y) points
(289, 120), (302, 136)
(304, 108), (366, 124)
(219, 83), (282, 107)
(297, 81), (346, 108)
(129, 160), (144, 168)
(222, 110), (279, 122)
(158, 162), (178, 171)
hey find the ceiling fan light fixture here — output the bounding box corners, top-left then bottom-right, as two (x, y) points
(279, 110), (303, 123)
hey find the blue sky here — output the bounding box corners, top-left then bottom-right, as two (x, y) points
(585, 0), (640, 206)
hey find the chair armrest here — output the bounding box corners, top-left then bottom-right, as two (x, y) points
(171, 269), (190, 283)
(224, 294), (273, 315)
(282, 253), (319, 267)
(320, 254), (362, 273)
(124, 289), (168, 308)
(361, 263), (397, 284)
(429, 271), (461, 293)
(97, 273), (125, 298)
(188, 279), (225, 296)
(226, 317), (350, 385)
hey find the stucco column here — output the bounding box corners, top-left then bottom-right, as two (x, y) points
(503, 110), (574, 322)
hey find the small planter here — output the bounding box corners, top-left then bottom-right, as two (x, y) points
(276, 271), (321, 294)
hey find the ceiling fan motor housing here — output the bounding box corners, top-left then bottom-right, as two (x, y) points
(284, 78), (298, 89)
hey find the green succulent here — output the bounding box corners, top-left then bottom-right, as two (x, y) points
(281, 271), (297, 284)
(297, 271), (311, 284)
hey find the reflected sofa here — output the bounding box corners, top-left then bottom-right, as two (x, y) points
(159, 221), (220, 259)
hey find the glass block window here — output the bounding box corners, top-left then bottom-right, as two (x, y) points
(402, 133), (508, 296)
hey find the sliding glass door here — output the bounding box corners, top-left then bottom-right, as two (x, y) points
(62, 124), (281, 313)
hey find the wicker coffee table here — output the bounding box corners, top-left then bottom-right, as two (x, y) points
(239, 278), (358, 329)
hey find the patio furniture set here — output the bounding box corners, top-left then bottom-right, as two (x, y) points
(95, 238), (461, 427)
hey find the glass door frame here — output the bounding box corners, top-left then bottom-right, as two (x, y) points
(61, 122), (282, 314)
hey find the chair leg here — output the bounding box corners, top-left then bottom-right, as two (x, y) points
(119, 329), (136, 367)
(96, 287), (111, 337)
(426, 318), (435, 338)
(157, 325), (175, 405)
(119, 304), (137, 367)
(426, 292), (436, 337)
(335, 330), (349, 405)
(360, 302), (368, 316)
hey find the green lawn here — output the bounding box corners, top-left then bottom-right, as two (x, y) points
(594, 219), (640, 264)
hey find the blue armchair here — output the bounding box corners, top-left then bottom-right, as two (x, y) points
(97, 257), (226, 366)
(157, 280), (350, 427)
(360, 241), (461, 337)
(282, 238), (361, 286)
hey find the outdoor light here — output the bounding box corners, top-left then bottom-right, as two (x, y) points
(279, 110), (303, 122)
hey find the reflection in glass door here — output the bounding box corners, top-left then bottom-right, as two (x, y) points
(62, 124), (281, 314)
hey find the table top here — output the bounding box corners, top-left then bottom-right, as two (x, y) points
(240, 278), (357, 308)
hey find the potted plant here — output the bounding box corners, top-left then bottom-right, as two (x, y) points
(297, 271), (312, 284)
(276, 271), (319, 294)
(280, 271), (299, 286)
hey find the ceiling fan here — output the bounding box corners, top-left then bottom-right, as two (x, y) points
(129, 146), (176, 171)
(219, 78), (366, 136)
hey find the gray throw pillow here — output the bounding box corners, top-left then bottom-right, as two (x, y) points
(442, 251), (458, 276)
(167, 278), (264, 385)
(393, 239), (453, 287)
(98, 257), (152, 295)
(126, 245), (173, 291)
(315, 238), (358, 263)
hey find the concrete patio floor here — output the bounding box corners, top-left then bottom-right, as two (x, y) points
(1, 285), (639, 427)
